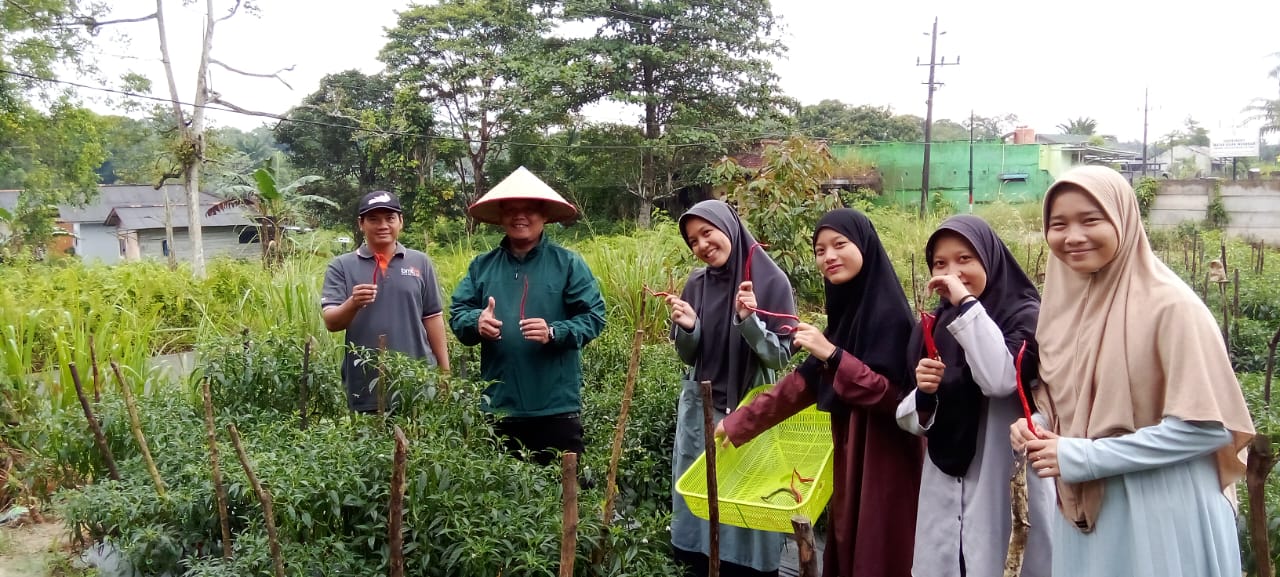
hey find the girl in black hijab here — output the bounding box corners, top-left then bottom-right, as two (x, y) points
(718, 208), (924, 577)
(667, 200), (797, 577)
(895, 215), (1053, 577)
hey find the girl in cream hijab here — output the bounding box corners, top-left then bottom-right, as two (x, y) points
(1010, 166), (1253, 577)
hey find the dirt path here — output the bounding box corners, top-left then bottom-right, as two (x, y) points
(0, 520), (68, 577)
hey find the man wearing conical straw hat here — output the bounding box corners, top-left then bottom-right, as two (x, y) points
(449, 167), (606, 465)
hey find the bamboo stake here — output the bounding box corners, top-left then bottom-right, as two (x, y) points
(300, 336), (313, 431)
(228, 424), (285, 577)
(1003, 453), (1031, 576)
(202, 379), (233, 560)
(389, 426), (408, 577)
(112, 362), (165, 497)
(69, 362), (119, 481)
(559, 452), (579, 577)
(88, 334), (100, 403)
(602, 298), (647, 531)
(790, 516), (819, 577)
(699, 380), (720, 577)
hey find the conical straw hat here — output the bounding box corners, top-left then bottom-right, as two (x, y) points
(467, 167), (578, 225)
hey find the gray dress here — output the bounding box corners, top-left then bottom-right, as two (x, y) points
(671, 313), (791, 571)
(1052, 417), (1240, 577)
(896, 303), (1055, 577)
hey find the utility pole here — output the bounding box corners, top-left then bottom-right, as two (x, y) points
(917, 17), (959, 218)
(1141, 87), (1149, 177)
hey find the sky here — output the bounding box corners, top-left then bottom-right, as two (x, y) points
(77, 0), (1280, 145)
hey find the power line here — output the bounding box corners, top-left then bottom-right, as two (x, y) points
(0, 67), (794, 151)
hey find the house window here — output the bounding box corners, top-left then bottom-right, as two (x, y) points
(999, 173), (1029, 182)
(238, 227), (260, 244)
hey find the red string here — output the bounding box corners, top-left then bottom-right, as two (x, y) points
(741, 243), (800, 333)
(1014, 339), (1036, 436)
(519, 275), (529, 321)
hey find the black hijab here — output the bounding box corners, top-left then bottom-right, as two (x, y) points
(907, 215), (1040, 476)
(798, 208), (916, 414)
(676, 200), (798, 411)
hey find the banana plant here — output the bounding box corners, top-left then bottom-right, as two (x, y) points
(207, 154), (334, 266)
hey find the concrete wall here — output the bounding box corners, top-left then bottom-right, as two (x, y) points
(830, 142), (1056, 208)
(1149, 180), (1280, 242)
(136, 227), (258, 262)
(77, 223), (124, 264)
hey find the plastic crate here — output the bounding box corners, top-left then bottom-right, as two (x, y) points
(675, 385), (834, 533)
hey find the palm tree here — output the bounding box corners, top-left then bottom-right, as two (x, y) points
(1056, 117), (1098, 136)
(207, 154), (335, 266)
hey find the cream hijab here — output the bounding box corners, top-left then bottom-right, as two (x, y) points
(1035, 166), (1254, 532)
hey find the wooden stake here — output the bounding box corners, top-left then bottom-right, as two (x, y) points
(790, 516), (819, 577)
(300, 336), (313, 431)
(389, 426), (408, 577)
(228, 424), (285, 577)
(699, 380), (720, 577)
(1233, 268), (1240, 318)
(112, 362), (165, 497)
(1246, 436), (1276, 577)
(559, 452), (579, 577)
(88, 334), (100, 403)
(1003, 453), (1030, 577)
(603, 313), (646, 529)
(69, 362), (119, 481)
(202, 379), (233, 560)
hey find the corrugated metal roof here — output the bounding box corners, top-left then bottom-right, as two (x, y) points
(0, 184), (226, 223)
(104, 205), (253, 230)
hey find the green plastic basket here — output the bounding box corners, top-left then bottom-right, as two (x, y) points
(675, 385), (834, 533)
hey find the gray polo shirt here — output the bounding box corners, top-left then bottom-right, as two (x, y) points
(321, 243), (443, 411)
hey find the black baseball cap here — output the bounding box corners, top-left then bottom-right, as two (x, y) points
(358, 191), (402, 216)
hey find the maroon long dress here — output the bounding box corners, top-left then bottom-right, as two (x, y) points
(723, 353), (924, 577)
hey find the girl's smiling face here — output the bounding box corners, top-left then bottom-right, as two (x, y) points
(814, 228), (863, 285)
(1046, 186), (1120, 274)
(683, 216), (732, 268)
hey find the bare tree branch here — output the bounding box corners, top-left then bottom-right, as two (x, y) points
(209, 59), (294, 89)
(207, 95), (283, 119)
(217, 0), (243, 22)
(83, 13), (158, 33)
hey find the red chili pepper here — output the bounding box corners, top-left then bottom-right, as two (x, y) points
(1014, 339), (1036, 436)
(920, 311), (940, 361)
(372, 252), (390, 284)
(643, 283), (674, 298)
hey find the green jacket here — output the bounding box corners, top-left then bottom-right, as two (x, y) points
(449, 234), (606, 417)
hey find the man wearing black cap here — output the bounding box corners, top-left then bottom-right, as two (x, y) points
(321, 190), (449, 412)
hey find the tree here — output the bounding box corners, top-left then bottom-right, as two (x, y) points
(206, 153), (334, 266)
(1056, 117), (1098, 136)
(796, 101), (923, 143)
(379, 0), (569, 229)
(1247, 53), (1280, 138)
(487, 121), (647, 224)
(563, 0), (793, 226)
(929, 119), (970, 141)
(276, 70), (451, 234)
(965, 113), (1019, 141)
(0, 0), (111, 208)
(711, 137), (840, 301)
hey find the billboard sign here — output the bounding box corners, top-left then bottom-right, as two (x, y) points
(1211, 137), (1259, 158)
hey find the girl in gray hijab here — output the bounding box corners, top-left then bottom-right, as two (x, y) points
(666, 200), (798, 577)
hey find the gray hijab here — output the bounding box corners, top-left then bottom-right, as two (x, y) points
(676, 200), (798, 411)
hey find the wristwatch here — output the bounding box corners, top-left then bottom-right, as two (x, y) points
(548, 325), (556, 341)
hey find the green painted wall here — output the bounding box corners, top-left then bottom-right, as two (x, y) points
(830, 142), (1059, 208)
